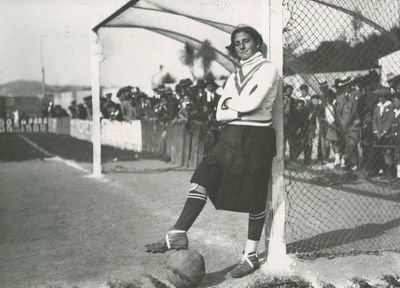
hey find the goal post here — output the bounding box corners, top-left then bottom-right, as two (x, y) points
(264, 0), (291, 271)
(90, 31), (102, 177)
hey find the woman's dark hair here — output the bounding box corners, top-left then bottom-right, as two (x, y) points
(226, 25), (264, 58)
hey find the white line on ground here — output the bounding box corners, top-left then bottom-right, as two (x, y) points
(47, 156), (90, 173)
(18, 134), (90, 174)
(18, 134), (53, 157)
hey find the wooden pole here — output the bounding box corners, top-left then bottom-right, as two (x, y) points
(90, 31), (102, 177)
(40, 37), (46, 98)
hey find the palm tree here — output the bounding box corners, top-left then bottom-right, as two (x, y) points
(198, 40), (216, 78)
(180, 43), (196, 79)
(161, 72), (176, 84)
(351, 7), (363, 44)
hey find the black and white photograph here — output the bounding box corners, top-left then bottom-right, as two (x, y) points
(0, 1), (400, 287)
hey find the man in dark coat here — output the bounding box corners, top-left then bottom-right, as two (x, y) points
(303, 95), (321, 165)
(289, 98), (307, 161)
(319, 80), (335, 162)
(283, 84), (295, 160)
(335, 77), (360, 170)
(372, 87), (394, 178)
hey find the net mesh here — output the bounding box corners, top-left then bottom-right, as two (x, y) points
(283, 0), (400, 258)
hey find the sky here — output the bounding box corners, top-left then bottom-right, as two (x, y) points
(0, 0), (129, 86)
(1, 0), (399, 95)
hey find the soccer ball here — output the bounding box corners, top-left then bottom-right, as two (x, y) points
(167, 250), (205, 288)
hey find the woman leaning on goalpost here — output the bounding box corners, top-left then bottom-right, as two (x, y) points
(145, 24), (279, 278)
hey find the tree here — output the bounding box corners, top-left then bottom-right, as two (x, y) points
(351, 7), (363, 44)
(198, 40), (216, 78)
(180, 40), (217, 80)
(180, 43), (196, 79)
(161, 72), (176, 84)
(283, 35), (304, 75)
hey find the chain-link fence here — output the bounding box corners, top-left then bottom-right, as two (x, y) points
(283, 0), (400, 258)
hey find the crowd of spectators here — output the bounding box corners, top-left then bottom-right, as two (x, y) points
(43, 69), (400, 179)
(60, 78), (221, 127)
(284, 70), (400, 179)
(41, 101), (70, 118)
(64, 77), (222, 139)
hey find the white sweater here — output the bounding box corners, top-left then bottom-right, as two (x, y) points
(216, 52), (278, 127)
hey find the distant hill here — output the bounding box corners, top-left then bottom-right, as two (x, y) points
(0, 80), (90, 97)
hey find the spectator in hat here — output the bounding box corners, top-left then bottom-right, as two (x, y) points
(360, 70), (381, 117)
(360, 108), (375, 176)
(107, 102), (123, 121)
(335, 76), (360, 171)
(77, 103), (87, 119)
(68, 100), (78, 118)
(152, 94), (169, 122)
(180, 78), (194, 88)
(176, 79), (193, 100)
(45, 101), (55, 118)
(387, 73), (400, 94)
(299, 84), (311, 102)
(372, 87), (395, 178)
(323, 88), (341, 167)
(174, 94), (193, 123)
(83, 96), (92, 120)
(185, 84), (202, 122)
(165, 88), (180, 121)
(101, 93), (114, 119)
(290, 98), (307, 161)
(118, 86), (137, 121)
(135, 92), (152, 120)
(319, 80), (335, 103)
(204, 81), (219, 109)
(286, 85), (310, 162)
(303, 94), (322, 165)
(52, 105), (69, 118)
(333, 78), (341, 92)
(283, 84), (295, 159)
(319, 80), (335, 163)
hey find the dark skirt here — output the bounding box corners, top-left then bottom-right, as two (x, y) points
(191, 125), (276, 213)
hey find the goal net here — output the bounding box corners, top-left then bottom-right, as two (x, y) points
(283, 0), (400, 259)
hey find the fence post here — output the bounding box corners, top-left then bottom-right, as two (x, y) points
(90, 31), (102, 177)
(265, 0), (291, 271)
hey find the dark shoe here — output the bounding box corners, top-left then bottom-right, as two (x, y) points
(230, 253), (260, 278)
(145, 231), (188, 253)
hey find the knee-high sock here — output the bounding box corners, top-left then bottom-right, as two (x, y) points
(244, 210), (266, 255)
(172, 184), (207, 232)
(248, 210), (266, 240)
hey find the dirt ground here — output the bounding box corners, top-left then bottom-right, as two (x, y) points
(1, 157), (399, 288)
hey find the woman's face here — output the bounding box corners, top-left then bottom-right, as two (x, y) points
(233, 31), (259, 61)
